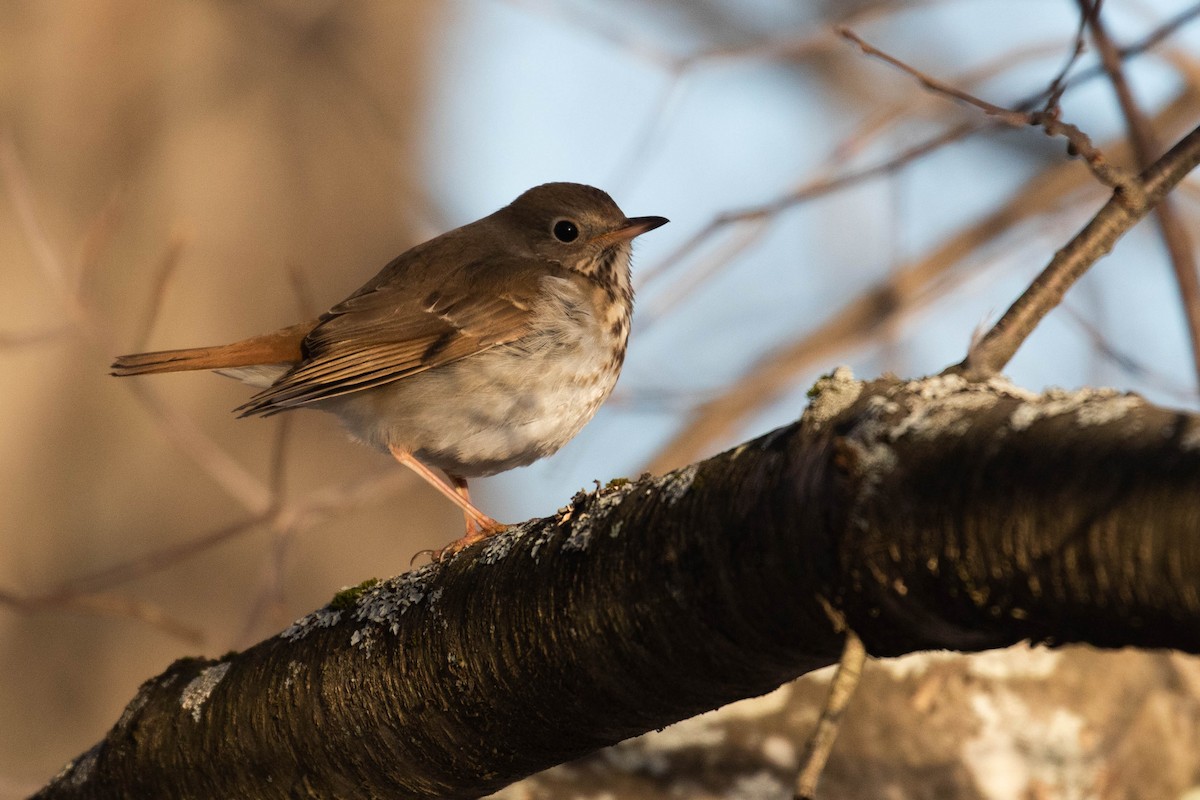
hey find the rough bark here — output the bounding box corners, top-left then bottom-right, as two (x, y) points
(36, 370), (1200, 799)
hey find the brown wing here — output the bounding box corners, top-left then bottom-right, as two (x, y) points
(236, 257), (548, 416)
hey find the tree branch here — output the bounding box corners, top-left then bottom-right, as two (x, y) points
(36, 371), (1200, 799)
(643, 90), (1200, 474)
(960, 121), (1200, 377)
(1085, 1), (1200, 387)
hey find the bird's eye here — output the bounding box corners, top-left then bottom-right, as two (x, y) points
(552, 219), (580, 243)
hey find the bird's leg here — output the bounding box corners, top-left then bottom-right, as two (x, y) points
(447, 474), (485, 532)
(388, 446), (504, 560)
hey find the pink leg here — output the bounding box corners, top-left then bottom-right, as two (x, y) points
(388, 446), (504, 560)
(449, 474), (485, 530)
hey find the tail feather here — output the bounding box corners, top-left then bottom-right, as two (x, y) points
(110, 321), (314, 377)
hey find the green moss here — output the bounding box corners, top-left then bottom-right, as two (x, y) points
(807, 370), (839, 398)
(329, 578), (381, 610)
(603, 477), (631, 490)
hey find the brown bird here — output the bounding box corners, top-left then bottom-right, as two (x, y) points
(112, 183), (667, 559)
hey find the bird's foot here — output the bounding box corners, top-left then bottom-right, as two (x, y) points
(412, 518), (507, 565)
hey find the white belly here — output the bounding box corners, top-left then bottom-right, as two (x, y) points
(320, 277), (627, 477)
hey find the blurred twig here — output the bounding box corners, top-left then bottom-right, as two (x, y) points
(0, 586), (203, 645)
(644, 88), (1200, 473)
(0, 135), (419, 643)
(1061, 302), (1198, 403)
(837, 26), (1141, 195)
(0, 135), (273, 514)
(0, 327), (70, 349)
(636, 28), (1165, 324)
(0, 467), (407, 647)
(794, 632), (865, 800)
(1085, 0), (1200, 387)
(131, 231), (189, 351)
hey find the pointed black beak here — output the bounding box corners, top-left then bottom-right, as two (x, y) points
(601, 215), (669, 244)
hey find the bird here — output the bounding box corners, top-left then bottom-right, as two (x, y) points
(112, 182), (668, 559)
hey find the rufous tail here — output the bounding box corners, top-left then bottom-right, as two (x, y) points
(110, 320), (314, 376)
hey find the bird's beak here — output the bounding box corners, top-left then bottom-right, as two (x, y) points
(594, 215), (669, 245)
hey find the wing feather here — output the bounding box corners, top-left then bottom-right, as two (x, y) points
(237, 257), (553, 416)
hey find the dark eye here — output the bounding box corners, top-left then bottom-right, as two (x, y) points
(552, 219), (579, 243)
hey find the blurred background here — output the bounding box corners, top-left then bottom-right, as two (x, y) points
(2, 1), (1200, 796)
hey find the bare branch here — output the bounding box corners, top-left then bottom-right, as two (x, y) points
(836, 26), (1141, 193)
(960, 122), (1200, 377)
(131, 231), (189, 351)
(1085, 0), (1200, 387)
(35, 374), (1200, 799)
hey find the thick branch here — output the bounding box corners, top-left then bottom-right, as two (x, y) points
(37, 372), (1200, 799)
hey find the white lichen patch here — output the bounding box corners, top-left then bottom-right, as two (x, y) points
(854, 377), (1152, 463)
(654, 463), (698, 506)
(1075, 394), (1143, 427)
(845, 378), (1149, 525)
(180, 662), (231, 723)
(891, 392), (996, 440)
(1008, 386), (1140, 432)
(348, 569), (440, 649)
(562, 483), (636, 552)
(840, 375), (1020, 528)
(525, 526), (557, 561)
(477, 519), (539, 565)
(802, 366), (862, 429)
(985, 375), (1041, 403)
(963, 689), (1093, 800)
(280, 607), (343, 642)
(908, 372), (971, 400)
(889, 374), (1040, 441)
(55, 744), (100, 788)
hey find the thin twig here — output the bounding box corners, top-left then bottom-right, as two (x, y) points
(0, 135), (273, 513)
(636, 8), (1197, 313)
(0, 326), (71, 348)
(1062, 302), (1198, 402)
(961, 122), (1200, 377)
(794, 632), (866, 800)
(1085, 0), (1200, 386)
(0, 587), (203, 644)
(75, 189), (123, 297)
(637, 118), (981, 327)
(644, 89), (1200, 473)
(132, 230), (188, 350)
(837, 26), (1142, 194)
(47, 515), (269, 597)
(1041, 0), (1094, 111)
